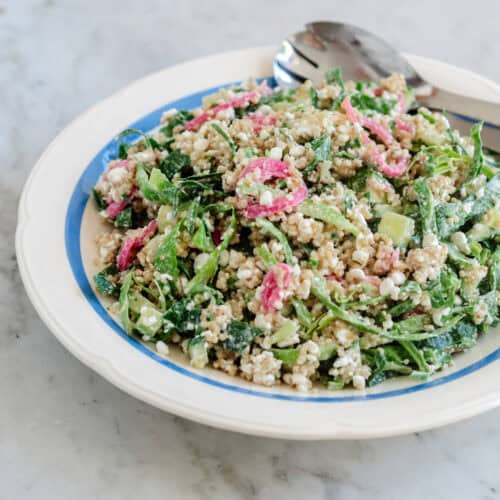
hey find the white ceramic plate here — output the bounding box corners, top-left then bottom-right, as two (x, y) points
(16, 46), (500, 439)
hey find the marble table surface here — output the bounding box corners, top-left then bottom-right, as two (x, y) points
(3, 1), (500, 498)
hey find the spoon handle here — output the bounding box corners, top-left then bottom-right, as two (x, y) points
(419, 88), (500, 128)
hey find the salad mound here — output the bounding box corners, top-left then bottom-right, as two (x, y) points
(91, 70), (499, 392)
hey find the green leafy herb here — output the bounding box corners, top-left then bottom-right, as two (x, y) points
(413, 178), (437, 235)
(164, 298), (201, 338)
(350, 92), (396, 115)
(468, 122), (484, 180)
(92, 188), (107, 211)
(255, 218), (294, 265)
(114, 207), (133, 228)
(303, 135), (331, 175)
(154, 224), (180, 281)
(119, 272), (134, 334)
(222, 321), (263, 352)
(158, 150), (192, 179)
(325, 67), (345, 90)
(310, 86), (320, 108)
(93, 266), (119, 296)
(118, 143), (130, 159)
(160, 110), (194, 138)
(211, 123), (236, 152)
(299, 199), (360, 236)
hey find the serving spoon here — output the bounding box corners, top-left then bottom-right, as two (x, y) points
(274, 21), (500, 149)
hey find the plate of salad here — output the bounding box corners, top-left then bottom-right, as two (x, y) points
(16, 46), (500, 439)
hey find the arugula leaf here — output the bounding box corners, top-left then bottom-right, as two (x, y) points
(413, 178), (436, 235)
(119, 271), (134, 334)
(117, 128), (155, 150)
(118, 143), (130, 159)
(392, 314), (429, 335)
(291, 299), (314, 330)
(158, 150), (191, 179)
(387, 299), (415, 318)
(255, 244), (277, 268)
(154, 224), (180, 281)
(160, 110), (194, 138)
(211, 123), (236, 152)
(185, 197), (200, 234)
(325, 67), (345, 90)
(299, 199), (360, 236)
(303, 135), (331, 175)
(222, 320), (263, 352)
(92, 188), (107, 211)
(350, 92), (396, 115)
(436, 174), (500, 238)
(310, 87), (320, 108)
(255, 218), (294, 265)
(468, 122), (484, 180)
(114, 207), (133, 228)
(192, 219), (214, 252)
(428, 268), (460, 308)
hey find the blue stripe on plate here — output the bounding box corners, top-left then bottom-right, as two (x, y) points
(65, 78), (500, 402)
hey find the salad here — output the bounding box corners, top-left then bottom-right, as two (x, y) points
(91, 70), (499, 392)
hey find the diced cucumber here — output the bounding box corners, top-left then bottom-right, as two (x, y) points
(135, 305), (164, 337)
(149, 168), (169, 191)
(378, 211), (415, 247)
(318, 341), (337, 361)
(467, 207), (500, 242)
(271, 348), (300, 367)
(188, 335), (209, 368)
(327, 379), (345, 390)
(373, 203), (392, 218)
(269, 319), (299, 346)
(129, 291), (157, 315)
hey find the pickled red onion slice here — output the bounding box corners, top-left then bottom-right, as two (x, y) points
(261, 263), (292, 313)
(184, 82), (270, 131)
(237, 158), (308, 218)
(117, 219), (158, 271)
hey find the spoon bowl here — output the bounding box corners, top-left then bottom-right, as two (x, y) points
(274, 21), (500, 136)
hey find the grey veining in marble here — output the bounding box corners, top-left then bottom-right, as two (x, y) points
(2, 0), (500, 499)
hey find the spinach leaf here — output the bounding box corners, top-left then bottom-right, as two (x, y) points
(114, 207), (133, 228)
(158, 150), (192, 179)
(428, 268), (460, 308)
(222, 320), (263, 352)
(392, 314), (429, 335)
(160, 110), (194, 138)
(93, 265), (119, 296)
(303, 134), (331, 175)
(163, 298), (201, 337)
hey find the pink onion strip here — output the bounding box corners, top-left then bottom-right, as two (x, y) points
(261, 263), (292, 313)
(117, 219), (158, 271)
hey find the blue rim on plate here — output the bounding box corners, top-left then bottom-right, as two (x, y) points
(65, 78), (500, 403)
